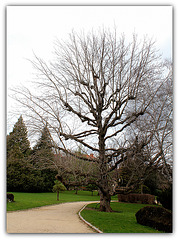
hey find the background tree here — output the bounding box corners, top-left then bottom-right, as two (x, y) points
(31, 124), (55, 169)
(7, 115), (31, 163)
(7, 161), (45, 192)
(52, 180), (66, 201)
(12, 29), (172, 211)
(117, 60), (173, 195)
(7, 119), (57, 192)
(86, 184), (98, 196)
(54, 151), (98, 191)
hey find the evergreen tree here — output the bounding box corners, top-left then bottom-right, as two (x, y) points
(6, 118), (58, 192)
(7, 115), (31, 163)
(32, 125), (54, 168)
(7, 161), (57, 192)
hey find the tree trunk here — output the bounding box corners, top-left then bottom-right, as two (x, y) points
(98, 132), (112, 212)
(99, 189), (112, 212)
(57, 191), (59, 201)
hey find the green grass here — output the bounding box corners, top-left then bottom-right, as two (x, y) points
(7, 192), (164, 233)
(81, 202), (164, 233)
(7, 190), (103, 211)
(7, 191), (118, 212)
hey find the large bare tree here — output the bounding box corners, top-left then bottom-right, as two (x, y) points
(12, 29), (171, 211)
(123, 60), (173, 188)
(116, 59), (173, 194)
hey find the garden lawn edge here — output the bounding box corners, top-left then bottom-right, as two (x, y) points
(78, 204), (103, 233)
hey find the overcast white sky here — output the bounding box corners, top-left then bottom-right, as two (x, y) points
(7, 5), (172, 133)
(1, 2), (178, 239)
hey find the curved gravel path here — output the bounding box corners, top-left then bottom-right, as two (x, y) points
(7, 201), (98, 233)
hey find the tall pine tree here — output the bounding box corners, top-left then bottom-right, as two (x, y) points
(31, 124), (54, 168)
(7, 115), (31, 163)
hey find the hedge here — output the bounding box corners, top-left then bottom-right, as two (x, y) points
(118, 193), (155, 204)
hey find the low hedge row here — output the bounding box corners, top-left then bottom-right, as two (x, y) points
(118, 193), (155, 204)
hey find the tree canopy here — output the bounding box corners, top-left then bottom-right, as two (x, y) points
(11, 29), (173, 211)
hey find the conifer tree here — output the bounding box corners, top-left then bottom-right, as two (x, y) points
(32, 124), (54, 168)
(7, 118), (58, 192)
(7, 115), (31, 162)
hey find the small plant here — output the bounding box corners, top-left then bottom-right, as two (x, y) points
(52, 180), (66, 201)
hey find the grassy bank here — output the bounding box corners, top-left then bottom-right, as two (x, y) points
(81, 202), (164, 233)
(7, 190), (105, 211)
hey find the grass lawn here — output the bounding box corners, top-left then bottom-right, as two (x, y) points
(81, 202), (164, 233)
(7, 190), (115, 211)
(7, 192), (164, 233)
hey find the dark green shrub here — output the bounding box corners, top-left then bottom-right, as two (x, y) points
(135, 206), (172, 233)
(7, 193), (14, 202)
(157, 186), (172, 210)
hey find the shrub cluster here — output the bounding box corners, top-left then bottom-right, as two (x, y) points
(7, 193), (14, 202)
(135, 206), (172, 233)
(118, 193), (155, 204)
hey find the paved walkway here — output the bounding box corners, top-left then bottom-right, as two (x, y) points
(7, 201), (98, 233)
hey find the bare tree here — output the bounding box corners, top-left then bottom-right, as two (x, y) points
(149, 60), (173, 182)
(54, 152), (98, 190)
(117, 59), (173, 193)
(117, 133), (172, 195)
(129, 60), (172, 184)
(11, 29), (171, 211)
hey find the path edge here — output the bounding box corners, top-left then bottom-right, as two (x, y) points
(78, 204), (103, 233)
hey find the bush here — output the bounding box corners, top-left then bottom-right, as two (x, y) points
(157, 186), (172, 210)
(135, 206), (172, 233)
(118, 193), (155, 204)
(7, 193), (14, 202)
